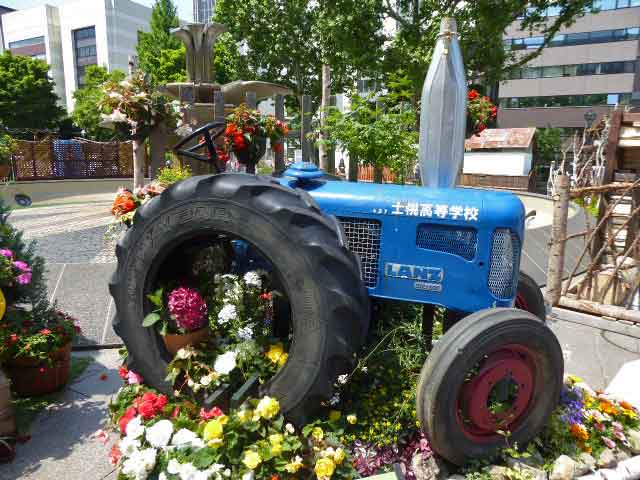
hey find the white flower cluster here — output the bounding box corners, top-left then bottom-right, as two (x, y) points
(243, 271), (261, 289)
(217, 304), (237, 325)
(213, 350), (237, 375)
(118, 415), (230, 480)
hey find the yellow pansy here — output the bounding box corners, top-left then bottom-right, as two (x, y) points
(285, 455), (304, 473)
(347, 414), (357, 425)
(329, 410), (341, 422)
(333, 447), (346, 464)
(314, 457), (336, 479)
(266, 343), (284, 364)
(243, 450), (262, 470)
(312, 427), (324, 441)
(203, 419), (224, 440)
(255, 396), (280, 420)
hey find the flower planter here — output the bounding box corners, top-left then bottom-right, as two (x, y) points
(6, 343), (72, 397)
(163, 328), (210, 356)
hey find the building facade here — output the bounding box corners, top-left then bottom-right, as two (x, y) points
(499, 1), (640, 129)
(193, 0), (216, 23)
(1, 0), (151, 111)
(0, 5), (13, 54)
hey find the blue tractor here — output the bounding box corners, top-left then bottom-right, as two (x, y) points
(111, 122), (564, 464)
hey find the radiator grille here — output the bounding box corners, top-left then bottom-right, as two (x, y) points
(337, 216), (381, 288)
(488, 229), (521, 299)
(416, 224), (477, 260)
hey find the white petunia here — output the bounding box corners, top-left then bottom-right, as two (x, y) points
(214, 351), (237, 375)
(171, 428), (204, 448)
(243, 271), (261, 288)
(119, 435), (141, 457)
(217, 304), (237, 324)
(121, 447), (157, 480)
(126, 415), (145, 439)
(237, 326), (253, 340)
(145, 419), (173, 448)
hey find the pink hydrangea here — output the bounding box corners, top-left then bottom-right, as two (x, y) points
(167, 287), (208, 331)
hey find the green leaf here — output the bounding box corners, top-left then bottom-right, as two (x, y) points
(142, 312), (161, 327)
(192, 447), (217, 469)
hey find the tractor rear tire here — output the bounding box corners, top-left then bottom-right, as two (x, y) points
(516, 271), (546, 321)
(109, 173), (369, 423)
(417, 308), (563, 465)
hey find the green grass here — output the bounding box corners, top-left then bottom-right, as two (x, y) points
(11, 356), (94, 434)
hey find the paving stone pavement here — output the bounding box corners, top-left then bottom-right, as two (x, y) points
(9, 199), (121, 346)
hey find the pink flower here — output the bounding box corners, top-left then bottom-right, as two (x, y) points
(603, 437), (616, 449)
(614, 430), (627, 442)
(199, 407), (224, 420)
(127, 370), (143, 385)
(16, 272), (32, 285)
(109, 444), (122, 465)
(0, 249), (13, 258)
(167, 287), (208, 331)
(94, 429), (109, 445)
(595, 422), (606, 432)
(13, 260), (30, 272)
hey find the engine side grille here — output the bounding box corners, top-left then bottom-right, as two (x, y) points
(488, 229), (521, 299)
(416, 224), (477, 260)
(337, 216), (382, 288)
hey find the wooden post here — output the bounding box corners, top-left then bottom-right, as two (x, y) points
(274, 94), (286, 174)
(318, 64), (331, 171)
(546, 174), (570, 306)
(301, 95), (313, 163)
(245, 91), (257, 109)
(132, 138), (145, 189)
(149, 123), (167, 179)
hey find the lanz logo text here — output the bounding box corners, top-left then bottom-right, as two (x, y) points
(384, 263), (444, 283)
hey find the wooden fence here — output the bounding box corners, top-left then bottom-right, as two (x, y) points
(11, 138), (133, 181)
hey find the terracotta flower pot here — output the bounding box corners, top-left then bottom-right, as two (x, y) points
(6, 343), (72, 397)
(0, 370), (15, 438)
(163, 328), (210, 356)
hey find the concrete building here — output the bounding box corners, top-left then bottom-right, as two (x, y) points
(193, 0), (215, 23)
(0, 5), (13, 54)
(1, 0), (151, 111)
(499, 1), (640, 129)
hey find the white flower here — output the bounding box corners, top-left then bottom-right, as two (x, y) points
(217, 304), (237, 324)
(145, 419), (173, 448)
(110, 109), (127, 123)
(167, 458), (182, 475)
(187, 378), (195, 388)
(121, 447), (157, 480)
(285, 423), (295, 434)
(109, 91), (123, 99)
(243, 271), (261, 288)
(159, 474), (167, 480)
(119, 435), (141, 457)
(176, 348), (191, 359)
(126, 415), (145, 439)
(223, 468), (231, 477)
(214, 351), (237, 375)
(200, 374), (214, 386)
(242, 473), (254, 480)
(330, 393), (340, 406)
(361, 366), (368, 373)
(238, 326), (253, 340)
(171, 428), (205, 448)
(337, 374), (348, 385)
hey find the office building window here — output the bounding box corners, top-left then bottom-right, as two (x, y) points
(193, 0), (216, 22)
(506, 27), (640, 50)
(500, 93), (632, 108)
(73, 26), (97, 88)
(507, 60), (636, 79)
(8, 36), (45, 49)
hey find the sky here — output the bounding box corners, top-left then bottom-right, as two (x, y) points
(1, 0), (194, 22)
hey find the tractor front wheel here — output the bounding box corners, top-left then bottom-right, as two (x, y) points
(417, 308), (563, 465)
(516, 271), (546, 321)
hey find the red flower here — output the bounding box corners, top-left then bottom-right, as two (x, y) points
(109, 444), (122, 466)
(154, 394), (168, 411)
(468, 89), (480, 101)
(133, 392), (168, 419)
(199, 406), (225, 420)
(9, 334), (18, 343)
(216, 148), (230, 163)
(119, 366), (129, 380)
(491, 106), (498, 118)
(225, 123), (238, 135)
(482, 96), (491, 103)
(260, 292), (273, 301)
(119, 406), (137, 434)
(234, 133), (247, 150)
(40, 328), (52, 335)
(171, 406), (181, 418)
(273, 143), (284, 154)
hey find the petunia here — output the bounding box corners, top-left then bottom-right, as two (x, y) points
(16, 272), (32, 285)
(0, 249), (13, 258)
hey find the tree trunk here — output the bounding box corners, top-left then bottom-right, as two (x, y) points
(374, 164), (384, 184)
(133, 138), (145, 189)
(318, 64), (331, 172)
(348, 155), (358, 182)
(546, 174), (570, 306)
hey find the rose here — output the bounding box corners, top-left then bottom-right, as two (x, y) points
(314, 458), (336, 479)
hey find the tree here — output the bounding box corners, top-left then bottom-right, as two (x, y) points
(136, 0), (182, 85)
(72, 65), (126, 140)
(536, 126), (563, 166)
(381, 1), (594, 104)
(0, 51), (64, 131)
(213, 33), (251, 85)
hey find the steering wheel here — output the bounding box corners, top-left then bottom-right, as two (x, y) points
(172, 121), (226, 174)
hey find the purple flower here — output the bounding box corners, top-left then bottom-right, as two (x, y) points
(0, 249), (13, 259)
(13, 260), (31, 272)
(16, 272), (32, 285)
(561, 386), (585, 425)
(167, 287), (208, 331)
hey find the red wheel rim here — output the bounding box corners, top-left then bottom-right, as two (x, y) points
(456, 344), (537, 442)
(515, 292), (530, 312)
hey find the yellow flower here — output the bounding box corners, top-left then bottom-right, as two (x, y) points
(278, 352), (288, 367)
(266, 343), (284, 364)
(243, 450), (262, 470)
(329, 410), (342, 422)
(314, 457), (336, 479)
(347, 414), (357, 425)
(272, 443), (283, 456)
(312, 427), (324, 441)
(269, 433), (284, 445)
(237, 409), (253, 423)
(333, 447), (346, 465)
(285, 455), (304, 473)
(203, 419), (224, 441)
(217, 414), (229, 425)
(255, 396), (280, 420)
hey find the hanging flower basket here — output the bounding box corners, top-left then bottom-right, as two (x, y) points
(6, 342), (72, 397)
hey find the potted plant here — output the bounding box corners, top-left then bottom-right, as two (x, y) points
(467, 89), (498, 137)
(143, 287), (210, 355)
(0, 134), (16, 180)
(0, 306), (80, 396)
(220, 104), (289, 174)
